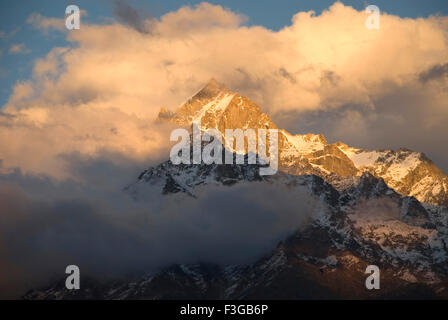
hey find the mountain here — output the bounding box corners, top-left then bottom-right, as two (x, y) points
(25, 79), (448, 299)
(151, 78), (448, 207)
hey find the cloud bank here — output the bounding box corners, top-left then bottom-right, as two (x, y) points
(0, 177), (318, 298)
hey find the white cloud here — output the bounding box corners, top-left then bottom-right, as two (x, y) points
(27, 10), (87, 34)
(27, 13), (66, 33)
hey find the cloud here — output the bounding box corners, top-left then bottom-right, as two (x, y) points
(154, 1), (247, 36)
(419, 62), (448, 83)
(112, 0), (152, 33)
(0, 2), (446, 174)
(0, 28), (20, 40)
(27, 13), (66, 33)
(0, 29), (18, 39)
(293, 79), (448, 172)
(8, 43), (31, 54)
(27, 10), (87, 34)
(0, 175), (319, 298)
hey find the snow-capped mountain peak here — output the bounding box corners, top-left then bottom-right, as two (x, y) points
(154, 79), (448, 206)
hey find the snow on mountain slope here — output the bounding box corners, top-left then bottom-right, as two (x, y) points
(281, 131), (326, 155)
(338, 144), (448, 206)
(192, 92), (235, 126)
(339, 145), (421, 181)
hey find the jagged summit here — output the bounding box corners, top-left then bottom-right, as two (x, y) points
(195, 78), (228, 99)
(157, 78), (276, 131)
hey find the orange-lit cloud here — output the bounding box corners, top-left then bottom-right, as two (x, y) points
(1, 2), (448, 179)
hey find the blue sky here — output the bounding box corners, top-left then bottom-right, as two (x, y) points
(0, 0), (447, 106)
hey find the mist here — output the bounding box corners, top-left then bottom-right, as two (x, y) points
(0, 164), (320, 299)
